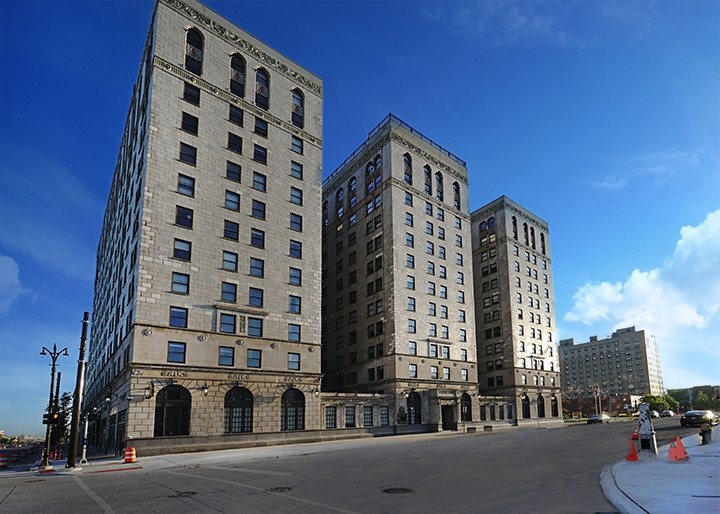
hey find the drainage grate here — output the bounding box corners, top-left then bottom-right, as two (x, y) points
(266, 486), (293, 493)
(382, 487), (413, 494)
(168, 491), (197, 498)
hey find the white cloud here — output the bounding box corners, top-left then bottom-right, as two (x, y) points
(0, 254), (30, 312)
(564, 210), (720, 387)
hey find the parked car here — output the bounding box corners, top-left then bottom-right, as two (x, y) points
(650, 410), (660, 418)
(587, 413), (611, 424)
(661, 410), (675, 418)
(680, 410), (718, 426)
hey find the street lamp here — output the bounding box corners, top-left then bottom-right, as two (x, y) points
(40, 343), (68, 469)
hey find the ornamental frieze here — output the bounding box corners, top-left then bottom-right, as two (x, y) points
(163, 0), (322, 97)
(154, 56), (321, 149)
(389, 132), (468, 185)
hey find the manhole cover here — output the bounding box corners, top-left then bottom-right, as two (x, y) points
(382, 487), (413, 494)
(266, 486), (293, 493)
(168, 491), (197, 498)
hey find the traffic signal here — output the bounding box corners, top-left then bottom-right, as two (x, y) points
(50, 411), (61, 425)
(42, 413), (50, 424)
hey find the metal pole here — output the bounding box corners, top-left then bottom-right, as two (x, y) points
(67, 312), (89, 468)
(79, 415), (89, 465)
(39, 344), (67, 469)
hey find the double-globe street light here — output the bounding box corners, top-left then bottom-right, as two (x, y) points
(40, 343), (68, 469)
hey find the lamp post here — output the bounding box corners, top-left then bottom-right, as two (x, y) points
(40, 343), (68, 469)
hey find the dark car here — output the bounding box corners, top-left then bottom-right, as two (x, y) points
(680, 410), (717, 426)
(587, 413), (611, 424)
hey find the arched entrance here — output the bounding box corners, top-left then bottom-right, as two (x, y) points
(407, 392), (422, 424)
(537, 394), (546, 418)
(224, 387), (253, 433)
(521, 395), (531, 419)
(281, 388), (305, 431)
(550, 395), (559, 417)
(460, 393), (472, 422)
(154, 385), (191, 437)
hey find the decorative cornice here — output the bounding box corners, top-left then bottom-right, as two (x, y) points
(389, 132), (468, 185)
(323, 133), (391, 192)
(154, 56), (322, 149)
(163, 0), (322, 97)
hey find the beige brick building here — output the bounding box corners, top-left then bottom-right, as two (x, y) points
(321, 115), (481, 431)
(84, 0), (326, 455)
(559, 326), (664, 399)
(471, 196), (563, 425)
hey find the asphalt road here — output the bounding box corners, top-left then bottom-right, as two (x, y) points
(0, 418), (699, 514)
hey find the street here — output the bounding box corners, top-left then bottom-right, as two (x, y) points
(0, 418), (699, 513)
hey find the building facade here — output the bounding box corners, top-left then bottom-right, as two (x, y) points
(321, 115), (481, 431)
(470, 196), (563, 424)
(559, 326), (664, 400)
(84, 0), (327, 455)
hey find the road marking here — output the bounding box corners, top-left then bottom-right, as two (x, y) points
(72, 474), (115, 513)
(162, 469), (361, 514)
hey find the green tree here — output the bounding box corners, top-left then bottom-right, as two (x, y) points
(693, 391), (712, 410)
(664, 394), (680, 412)
(639, 394), (669, 413)
(50, 392), (72, 446)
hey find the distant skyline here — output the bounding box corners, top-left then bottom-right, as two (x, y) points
(1, 0), (718, 435)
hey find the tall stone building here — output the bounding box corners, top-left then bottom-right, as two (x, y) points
(470, 196), (562, 424)
(321, 115), (480, 431)
(84, 0), (324, 455)
(559, 326), (664, 399)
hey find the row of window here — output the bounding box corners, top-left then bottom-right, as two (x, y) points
(407, 364), (470, 381)
(324, 405), (391, 429)
(166, 342), (301, 370)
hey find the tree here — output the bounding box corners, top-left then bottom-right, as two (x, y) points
(50, 391), (72, 446)
(664, 394), (680, 412)
(639, 394), (668, 413)
(693, 391), (712, 410)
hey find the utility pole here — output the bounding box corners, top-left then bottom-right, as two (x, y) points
(40, 344), (68, 469)
(67, 312), (89, 468)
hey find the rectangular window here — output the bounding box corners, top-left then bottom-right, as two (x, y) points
(253, 144), (267, 164)
(223, 251), (238, 272)
(431, 366), (438, 379)
(228, 133), (242, 154)
(183, 82), (200, 105)
(250, 228), (265, 248)
(248, 318), (263, 337)
(380, 406), (390, 426)
(326, 406), (337, 429)
(288, 323), (301, 341)
(409, 364), (418, 378)
(290, 213), (303, 232)
(443, 367), (450, 380)
(171, 272), (189, 294)
(405, 212), (414, 226)
(290, 161), (303, 180)
(406, 233), (414, 247)
(408, 319), (416, 333)
(229, 105), (244, 126)
(249, 287), (264, 307)
(249, 257), (264, 277)
(177, 174), (195, 197)
(225, 190), (240, 211)
(219, 313), (236, 333)
(176, 206), (193, 228)
(289, 267), (302, 286)
(288, 352), (301, 370)
(221, 282), (237, 303)
(345, 406), (356, 428)
(252, 171), (267, 192)
(290, 187), (303, 205)
(247, 349), (262, 368)
(364, 406), (373, 427)
(224, 220), (239, 240)
(219, 346), (234, 366)
(251, 200), (266, 219)
(289, 295), (301, 313)
(179, 143), (196, 165)
(254, 117), (268, 137)
(290, 240), (302, 258)
(169, 306), (188, 328)
(181, 112), (198, 135)
(291, 136), (304, 154)
(408, 341), (417, 355)
(226, 161), (241, 183)
(173, 239), (191, 261)
(167, 342), (186, 363)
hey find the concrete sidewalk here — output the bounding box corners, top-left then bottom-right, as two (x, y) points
(600, 425), (720, 514)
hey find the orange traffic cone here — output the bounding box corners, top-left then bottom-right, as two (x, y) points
(123, 446), (136, 464)
(625, 440), (639, 461)
(668, 437), (689, 461)
(631, 428), (639, 440)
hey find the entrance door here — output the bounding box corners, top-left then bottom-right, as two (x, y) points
(441, 405), (456, 431)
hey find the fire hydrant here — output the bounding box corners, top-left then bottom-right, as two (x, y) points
(699, 423), (712, 445)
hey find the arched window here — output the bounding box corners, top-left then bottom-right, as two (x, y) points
(224, 387), (253, 433)
(230, 54), (246, 97)
(488, 217), (495, 231)
(530, 227), (536, 250)
(523, 223), (529, 245)
(323, 201), (328, 226)
(365, 163), (375, 194)
(452, 182), (460, 209)
(537, 395), (546, 418)
(460, 393), (472, 421)
(255, 68), (270, 110)
(540, 233), (546, 255)
(521, 395), (531, 419)
(512, 216), (518, 240)
(280, 388), (305, 431)
(550, 395), (559, 417)
(435, 172), (444, 201)
(185, 28), (204, 75)
(336, 188), (344, 218)
(407, 391), (422, 424)
(403, 154), (412, 185)
(424, 166), (432, 195)
(154, 385), (191, 437)
(348, 177), (358, 207)
(291, 89), (304, 128)
(374, 155), (382, 170)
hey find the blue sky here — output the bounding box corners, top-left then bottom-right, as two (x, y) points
(1, 0), (718, 436)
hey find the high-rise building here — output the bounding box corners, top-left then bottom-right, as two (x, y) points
(84, 0), (324, 455)
(321, 115), (480, 430)
(559, 326), (664, 399)
(470, 196), (562, 424)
